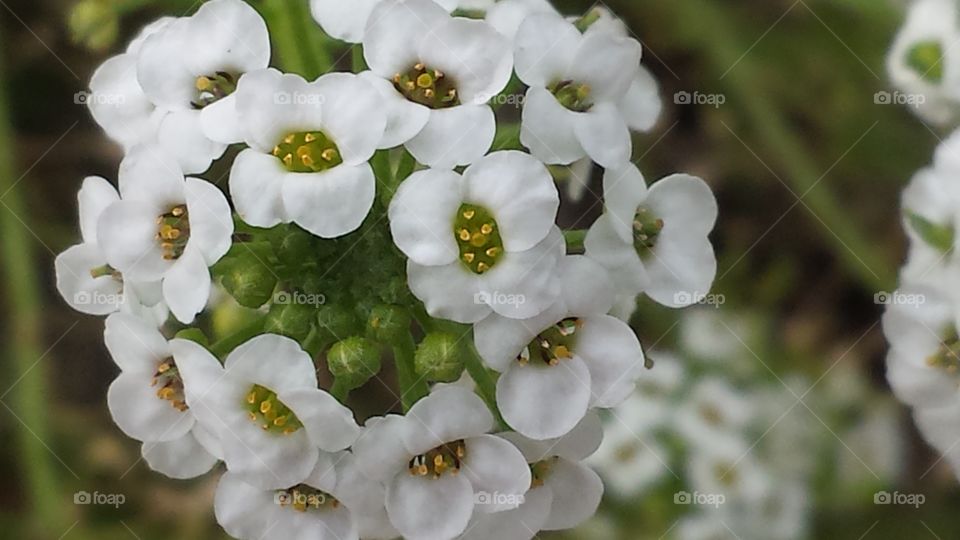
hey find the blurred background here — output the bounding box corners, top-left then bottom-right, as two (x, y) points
(1, 0), (957, 538)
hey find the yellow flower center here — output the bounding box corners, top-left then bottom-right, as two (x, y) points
(157, 205), (190, 261)
(245, 384), (303, 435)
(454, 204), (504, 274)
(393, 63), (460, 109)
(272, 131), (343, 173)
(408, 439), (466, 478)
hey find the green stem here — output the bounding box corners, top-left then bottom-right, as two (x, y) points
(667, 0), (894, 291)
(394, 149), (417, 184)
(261, 0), (317, 76)
(0, 40), (65, 535)
(464, 341), (506, 429)
(209, 317), (266, 359)
(352, 45), (368, 72)
(371, 150), (396, 208)
(563, 229), (588, 253)
(394, 334), (429, 411)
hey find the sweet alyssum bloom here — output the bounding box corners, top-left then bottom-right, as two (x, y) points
(104, 313), (219, 479)
(55, 176), (166, 320)
(362, 0), (512, 168)
(674, 377), (753, 451)
(474, 256), (645, 439)
(177, 334), (361, 490)
(514, 11), (656, 168)
(458, 413), (604, 540)
(586, 163), (718, 308)
(389, 151), (563, 323)
(352, 386), (531, 540)
(228, 68), (386, 238)
(96, 146), (232, 323)
(214, 451), (392, 540)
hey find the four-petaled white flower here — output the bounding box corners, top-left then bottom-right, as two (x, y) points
(96, 146), (233, 323)
(514, 11), (658, 168)
(228, 68), (386, 238)
(362, 0), (513, 168)
(177, 333), (361, 489)
(104, 313), (220, 479)
(55, 176), (166, 321)
(389, 150), (563, 323)
(458, 412), (604, 540)
(474, 256), (645, 439)
(585, 163), (718, 308)
(352, 386), (531, 540)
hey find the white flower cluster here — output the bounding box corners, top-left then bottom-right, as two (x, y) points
(56, 0), (719, 539)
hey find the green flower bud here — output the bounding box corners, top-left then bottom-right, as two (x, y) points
(216, 245), (278, 309)
(367, 305), (411, 342)
(316, 305), (361, 344)
(328, 337), (381, 390)
(69, 0), (118, 51)
(264, 301), (314, 342)
(272, 225), (314, 268)
(415, 333), (464, 383)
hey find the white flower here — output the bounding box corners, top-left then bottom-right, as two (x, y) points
(389, 151), (563, 323)
(887, 0), (960, 125)
(883, 285), (960, 410)
(55, 176), (166, 321)
(680, 308), (754, 364)
(474, 256), (645, 439)
(104, 313), (218, 479)
(310, 0), (497, 44)
(674, 377), (753, 451)
(214, 451), (376, 540)
(362, 0), (512, 168)
(96, 146), (233, 323)
(588, 398), (669, 497)
(485, 0), (557, 41)
(686, 437), (768, 505)
(466, 413), (604, 540)
(352, 386), (531, 540)
(176, 333), (361, 490)
(514, 11), (659, 167)
(585, 163), (718, 308)
(228, 68), (386, 238)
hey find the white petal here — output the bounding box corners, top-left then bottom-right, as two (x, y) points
(104, 312), (169, 372)
(602, 163), (649, 243)
(335, 453), (399, 539)
(364, 0), (448, 78)
(220, 416), (320, 489)
(402, 386), (493, 455)
(473, 308), (561, 372)
(513, 12), (581, 87)
(583, 214), (648, 294)
(644, 236), (717, 308)
(497, 357), (592, 440)
(157, 109), (227, 175)
(162, 246), (211, 324)
(97, 200), (172, 281)
(191, 421), (225, 460)
(118, 145), (186, 212)
(185, 0), (271, 76)
(234, 69), (324, 152)
(565, 33), (641, 103)
(88, 53), (161, 149)
(458, 486), (552, 540)
(358, 71), (431, 148)
(78, 176), (119, 244)
(541, 458), (602, 530)
(281, 164), (376, 238)
(462, 151), (559, 252)
(645, 173), (718, 238)
(418, 17), (511, 104)
(576, 315), (644, 408)
(136, 19), (196, 109)
(229, 149), (288, 228)
(311, 0), (380, 43)
(887, 352), (960, 409)
(386, 472), (474, 540)
(200, 93), (244, 145)
(462, 434), (531, 512)
(619, 66), (661, 132)
(215, 472), (275, 539)
(520, 86), (584, 165)
(556, 255), (616, 316)
(407, 260), (490, 323)
(141, 431), (218, 479)
(573, 103), (632, 168)
(55, 244), (124, 315)
(388, 168), (463, 265)
(107, 371), (195, 442)
(184, 178), (233, 264)
(482, 227), (564, 320)
(225, 334), (319, 392)
(486, 0), (558, 41)
(280, 388), (361, 452)
(168, 338), (231, 432)
(502, 410), (604, 462)
(352, 415), (412, 483)
(314, 73), (386, 165)
(406, 105), (495, 169)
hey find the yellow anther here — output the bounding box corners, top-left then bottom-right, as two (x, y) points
(477, 262), (489, 273)
(553, 345), (571, 359)
(157, 362), (171, 373)
(196, 76), (213, 91)
(283, 427), (298, 435)
(459, 229), (471, 241)
(481, 223), (493, 234)
(284, 133), (296, 144)
(157, 387), (174, 399)
(424, 88), (435, 99)
(418, 464), (429, 476)
(248, 411), (257, 422)
(462, 209), (475, 219)
(171, 206), (185, 217)
(434, 455), (444, 468)
(434, 70), (444, 79)
(304, 133), (317, 142)
(463, 253), (475, 263)
(301, 154), (315, 168)
(246, 391), (257, 404)
(393, 73), (402, 83)
(485, 247), (499, 257)
(274, 416), (288, 427)
(321, 148), (338, 162)
(260, 400), (272, 414)
(283, 154), (294, 167)
(405, 81), (416, 91)
(414, 63), (425, 71)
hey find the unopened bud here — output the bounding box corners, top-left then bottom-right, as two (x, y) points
(328, 337), (382, 390)
(415, 333), (464, 383)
